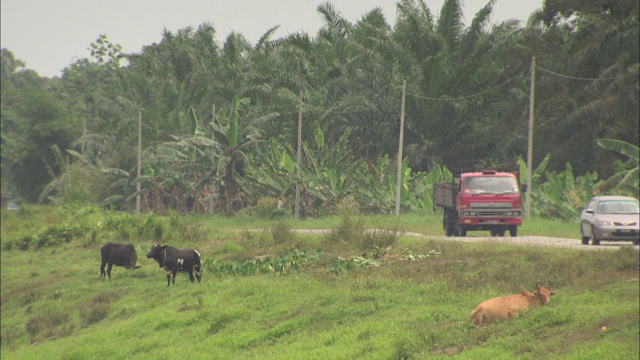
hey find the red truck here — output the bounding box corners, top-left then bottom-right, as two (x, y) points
(433, 170), (524, 237)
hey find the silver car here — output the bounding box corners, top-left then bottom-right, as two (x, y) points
(580, 196), (640, 245)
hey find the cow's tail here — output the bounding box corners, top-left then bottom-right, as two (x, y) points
(470, 306), (486, 327)
(194, 250), (202, 283)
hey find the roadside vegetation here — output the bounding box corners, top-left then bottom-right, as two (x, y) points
(1, 205), (638, 359)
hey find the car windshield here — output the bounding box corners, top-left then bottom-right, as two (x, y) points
(597, 200), (640, 214)
(462, 176), (519, 195)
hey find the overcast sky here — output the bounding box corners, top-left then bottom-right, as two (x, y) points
(1, 0), (543, 78)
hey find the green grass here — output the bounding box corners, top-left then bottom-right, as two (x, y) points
(1, 206), (637, 359)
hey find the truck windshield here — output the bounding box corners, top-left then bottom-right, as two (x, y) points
(462, 176), (519, 194)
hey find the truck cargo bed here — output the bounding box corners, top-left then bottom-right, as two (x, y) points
(434, 183), (457, 209)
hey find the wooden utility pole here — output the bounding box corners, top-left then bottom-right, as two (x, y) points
(395, 80), (407, 216)
(295, 90), (303, 219)
(136, 111), (142, 214)
(525, 57), (536, 218)
(210, 104), (216, 214)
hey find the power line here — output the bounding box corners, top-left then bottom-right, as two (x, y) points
(406, 77), (517, 101)
(536, 66), (631, 81)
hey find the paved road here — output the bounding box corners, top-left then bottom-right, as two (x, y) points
(292, 229), (639, 251)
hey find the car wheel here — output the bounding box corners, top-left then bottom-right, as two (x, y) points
(591, 227), (600, 245)
(509, 226), (517, 237)
(580, 228), (590, 245)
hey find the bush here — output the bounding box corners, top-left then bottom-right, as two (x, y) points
(178, 221), (207, 243)
(324, 213), (365, 245)
(357, 229), (400, 251)
(33, 224), (78, 248)
(256, 197), (278, 218)
(271, 220), (297, 244)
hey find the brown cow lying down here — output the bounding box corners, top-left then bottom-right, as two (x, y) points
(470, 285), (556, 327)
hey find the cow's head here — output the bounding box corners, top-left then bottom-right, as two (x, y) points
(147, 244), (168, 268)
(533, 284), (557, 305)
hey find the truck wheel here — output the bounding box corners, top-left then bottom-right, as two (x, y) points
(458, 227), (467, 237)
(445, 223), (454, 237)
(509, 226), (518, 237)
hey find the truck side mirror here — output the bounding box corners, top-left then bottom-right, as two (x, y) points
(520, 184), (527, 192)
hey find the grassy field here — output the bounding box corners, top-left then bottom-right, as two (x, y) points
(1, 206), (638, 359)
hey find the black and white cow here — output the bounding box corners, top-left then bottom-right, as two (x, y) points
(146, 244), (202, 286)
(100, 243), (141, 279)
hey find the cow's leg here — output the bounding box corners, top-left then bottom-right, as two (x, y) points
(172, 270), (177, 285)
(195, 266), (202, 283)
(107, 263), (113, 279)
(188, 269), (195, 282)
(165, 269), (172, 286)
(100, 260), (107, 278)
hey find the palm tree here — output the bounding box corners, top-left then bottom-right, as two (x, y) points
(525, 1), (639, 176)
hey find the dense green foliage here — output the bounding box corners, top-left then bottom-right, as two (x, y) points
(1, 0), (638, 217)
(1, 206), (638, 359)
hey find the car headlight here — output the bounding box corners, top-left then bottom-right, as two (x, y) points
(595, 220), (613, 227)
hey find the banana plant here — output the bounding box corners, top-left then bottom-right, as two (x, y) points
(351, 154), (396, 212)
(245, 137), (296, 203)
(296, 127), (362, 214)
(597, 139), (639, 195)
(522, 154), (603, 220)
(209, 96), (279, 214)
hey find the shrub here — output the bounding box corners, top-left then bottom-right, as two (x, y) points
(324, 213), (365, 245)
(178, 221), (207, 243)
(140, 212), (166, 240)
(33, 223), (83, 249)
(357, 229), (400, 251)
(256, 197), (279, 219)
(271, 220), (297, 244)
(335, 196), (360, 215)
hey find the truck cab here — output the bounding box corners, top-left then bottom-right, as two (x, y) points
(434, 171), (523, 237)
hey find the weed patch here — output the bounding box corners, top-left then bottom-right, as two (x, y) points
(204, 248), (323, 276)
(25, 311), (74, 343)
(79, 291), (121, 326)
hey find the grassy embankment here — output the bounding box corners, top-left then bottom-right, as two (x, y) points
(1, 206), (638, 359)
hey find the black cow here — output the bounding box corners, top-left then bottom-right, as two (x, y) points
(146, 244), (202, 286)
(100, 243), (141, 279)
